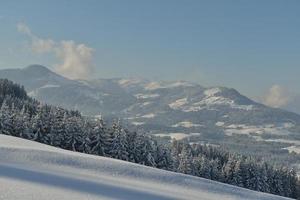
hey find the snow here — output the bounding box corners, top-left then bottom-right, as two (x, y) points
(204, 88), (221, 97)
(155, 133), (190, 140)
(194, 96), (253, 111)
(168, 88), (253, 112)
(144, 82), (162, 90)
(118, 78), (144, 87)
(172, 121), (203, 128)
(141, 102), (152, 106)
(27, 90), (37, 97)
(0, 135), (290, 200)
(131, 121), (145, 126)
(168, 98), (188, 110)
(40, 84), (61, 89)
(155, 132), (202, 140)
(283, 146), (300, 154)
(144, 81), (195, 91)
(134, 93), (160, 99)
(200, 88), (254, 111)
(141, 113), (156, 118)
(166, 81), (195, 88)
(265, 139), (300, 146)
(215, 122), (225, 127)
(224, 124), (294, 137)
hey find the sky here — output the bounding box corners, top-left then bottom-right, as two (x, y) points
(0, 0), (300, 111)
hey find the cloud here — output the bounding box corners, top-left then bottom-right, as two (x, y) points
(17, 22), (94, 79)
(17, 22), (32, 35)
(54, 41), (94, 79)
(263, 84), (290, 108)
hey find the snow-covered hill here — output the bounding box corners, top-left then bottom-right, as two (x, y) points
(1, 65), (300, 171)
(0, 135), (291, 200)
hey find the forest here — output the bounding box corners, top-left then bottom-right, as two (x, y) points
(0, 78), (299, 199)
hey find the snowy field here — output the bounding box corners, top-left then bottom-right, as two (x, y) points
(0, 135), (291, 200)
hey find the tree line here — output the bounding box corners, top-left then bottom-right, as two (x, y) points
(0, 79), (299, 199)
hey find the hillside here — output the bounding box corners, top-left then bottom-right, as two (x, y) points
(0, 134), (292, 200)
(1, 65), (300, 170)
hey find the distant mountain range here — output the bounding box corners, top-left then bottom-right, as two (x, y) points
(1, 65), (300, 169)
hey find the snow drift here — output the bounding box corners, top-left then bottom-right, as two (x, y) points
(0, 135), (291, 200)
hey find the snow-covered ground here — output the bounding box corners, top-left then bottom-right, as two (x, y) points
(167, 87), (254, 112)
(172, 121), (203, 128)
(221, 123), (294, 137)
(0, 135), (291, 200)
(155, 132), (202, 140)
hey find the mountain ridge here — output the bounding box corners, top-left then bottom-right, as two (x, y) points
(1, 65), (300, 172)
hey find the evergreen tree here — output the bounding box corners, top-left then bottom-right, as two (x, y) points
(109, 121), (129, 161)
(0, 100), (13, 135)
(178, 144), (193, 174)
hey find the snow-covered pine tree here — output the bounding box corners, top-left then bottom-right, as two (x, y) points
(156, 144), (173, 170)
(109, 120), (129, 161)
(222, 155), (237, 184)
(232, 160), (244, 187)
(208, 159), (221, 181)
(64, 115), (83, 151)
(0, 100), (14, 136)
(89, 119), (107, 156)
(49, 108), (66, 147)
(178, 143), (193, 174)
(17, 105), (31, 139)
(126, 129), (138, 163)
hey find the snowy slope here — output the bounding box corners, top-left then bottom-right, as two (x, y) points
(0, 135), (291, 200)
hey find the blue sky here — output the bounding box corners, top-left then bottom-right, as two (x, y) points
(0, 0), (300, 109)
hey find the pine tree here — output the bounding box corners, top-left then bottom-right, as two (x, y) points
(232, 160), (244, 187)
(178, 144), (193, 174)
(89, 119), (107, 156)
(0, 100), (14, 136)
(31, 105), (48, 142)
(222, 155), (237, 184)
(109, 121), (129, 161)
(170, 139), (181, 171)
(64, 116), (83, 151)
(208, 159), (221, 181)
(16, 105), (30, 138)
(156, 144), (173, 170)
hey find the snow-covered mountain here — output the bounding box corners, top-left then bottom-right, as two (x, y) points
(1, 65), (300, 130)
(1, 65), (300, 168)
(0, 134), (291, 200)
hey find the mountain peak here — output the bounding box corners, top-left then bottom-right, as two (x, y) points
(24, 64), (52, 73)
(22, 65), (69, 82)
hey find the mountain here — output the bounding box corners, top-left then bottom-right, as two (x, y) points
(1, 65), (300, 169)
(3, 77), (299, 198)
(0, 134), (291, 200)
(0, 65), (135, 115)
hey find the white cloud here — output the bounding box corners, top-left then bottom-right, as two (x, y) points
(54, 41), (94, 79)
(17, 22), (94, 79)
(17, 22), (32, 36)
(263, 85), (290, 108)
